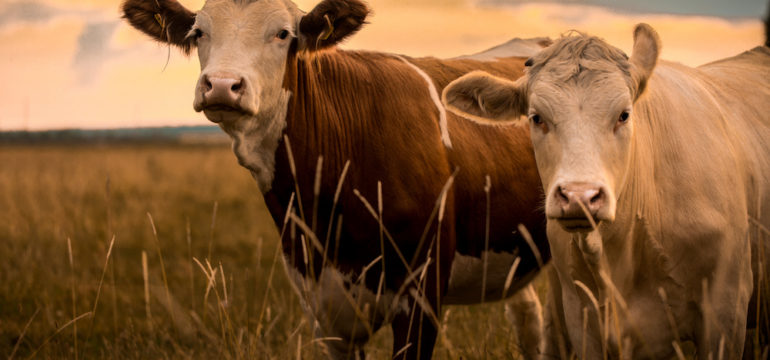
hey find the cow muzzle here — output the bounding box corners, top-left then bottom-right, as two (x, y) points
(194, 72), (256, 122)
(548, 182), (613, 233)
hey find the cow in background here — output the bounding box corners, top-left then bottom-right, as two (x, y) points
(444, 21), (770, 359)
(122, 0), (552, 358)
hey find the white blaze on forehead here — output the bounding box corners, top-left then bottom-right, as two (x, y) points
(394, 55), (453, 148)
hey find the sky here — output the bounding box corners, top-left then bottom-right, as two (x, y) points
(0, 0), (766, 131)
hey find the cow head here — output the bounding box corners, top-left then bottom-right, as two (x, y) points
(122, 0), (368, 190)
(443, 24), (660, 233)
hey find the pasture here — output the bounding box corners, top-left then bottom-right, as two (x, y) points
(0, 144), (533, 359)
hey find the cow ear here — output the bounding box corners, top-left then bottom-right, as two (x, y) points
(298, 0), (369, 51)
(629, 23), (661, 99)
(122, 0), (197, 54)
(442, 71), (527, 126)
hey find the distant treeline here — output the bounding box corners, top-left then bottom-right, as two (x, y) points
(0, 126), (230, 145)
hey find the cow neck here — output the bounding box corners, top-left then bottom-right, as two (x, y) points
(595, 89), (666, 293)
(225, 91), (290, 194)
(265, 46), (368, 230)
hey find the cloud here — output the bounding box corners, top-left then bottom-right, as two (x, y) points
(0, 0), (108, 30)
(72, 20), (119, 84)
(475, 0), (767, 18)
(0, 1), (61, 27)
(0, 0), (763, 130)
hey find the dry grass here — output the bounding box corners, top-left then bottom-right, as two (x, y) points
(0, 144), (530, 359)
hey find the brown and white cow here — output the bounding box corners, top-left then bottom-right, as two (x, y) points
(122, 0), (552, 358)
(444, 23), (770, 359)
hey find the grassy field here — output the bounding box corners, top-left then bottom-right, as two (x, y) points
(0, 144), (527, 359)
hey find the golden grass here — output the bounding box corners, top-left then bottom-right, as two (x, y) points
(0, 144), (530, 359)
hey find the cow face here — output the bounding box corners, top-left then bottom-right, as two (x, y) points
(190, 0), (302, 120)
(122, 0), (368, 190)
(443, 24), (660, 233)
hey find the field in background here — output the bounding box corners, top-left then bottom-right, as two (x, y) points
(0, 144), (528, 359)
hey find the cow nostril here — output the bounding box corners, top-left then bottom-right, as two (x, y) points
(557, 186), (569, 203)
(590, 190), (603, 205)
(231, 78), (244, 93)
(203, 77), (213, 91)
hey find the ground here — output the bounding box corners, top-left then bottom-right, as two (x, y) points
(0, 144), (533, 359)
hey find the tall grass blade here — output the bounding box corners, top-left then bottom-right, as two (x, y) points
(482, 175), (491, 303)
(501, 257), (521, 299)
(208, 201), (218, 260)
(80, 235), (115, 358)
(142, 251), (153, 326)
(26, 312), (92, 360)
(323, 160), (350, 270)
(658, 287), (681, 342)
(8, 308), (39, 360)
(311, 156), (323, 234)
(66, 237), (78, 360)
(186, 217), (195, 313)
(147, 212), (177, 333)
(672, 341), (687, 360)
(283, 135), (306, 222)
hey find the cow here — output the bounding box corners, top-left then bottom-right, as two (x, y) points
(121, 0), (552, 358)
(443, 22), (770, 359)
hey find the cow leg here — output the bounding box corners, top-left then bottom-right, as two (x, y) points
(696, 239), (753, 360)
(391, 303), (439, 360)
(505, 284), (544, 360)
(697, 291), (750, 360)
(283, 259), (388, 359)
(313, 324), (367, 360)
(541, 266), (572, 360)
(391, 234), (454, 360)
(390, 261), (449, 360)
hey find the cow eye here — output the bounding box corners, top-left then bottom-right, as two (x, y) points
(185, 28), (206, 42)
(529, 114), (542, 125)
(618, 110), (630, 123)
(277, 29), (290, 40)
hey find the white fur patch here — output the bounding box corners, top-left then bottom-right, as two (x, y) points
(395, 55), (453, 148)
(281, 256), (409, 356)
(445, 250), (521, 304)
(222, 89), (291, 193)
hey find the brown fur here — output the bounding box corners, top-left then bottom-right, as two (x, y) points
(268, 48), (549, 359)
(121, 1), (549, 358)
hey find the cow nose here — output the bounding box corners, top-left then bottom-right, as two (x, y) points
(555, 182), (606, 219)
(200, 74), (245, 109)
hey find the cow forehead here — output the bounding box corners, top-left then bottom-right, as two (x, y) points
(526, 34), (633, 95)
(529, 73), (631, 117)
(200, 0), (299, 27)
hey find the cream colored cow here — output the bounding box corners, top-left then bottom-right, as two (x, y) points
(444, 24), (770, 358)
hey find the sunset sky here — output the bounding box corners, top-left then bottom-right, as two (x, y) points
(0, 0), (766, 130)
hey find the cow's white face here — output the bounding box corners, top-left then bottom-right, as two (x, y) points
(526, 68), (632, 232)
(123, 0), (368, 191)
(191, 0), (300, 123)
(443, 24), (661, 233)
(189, 0), (301, 191)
